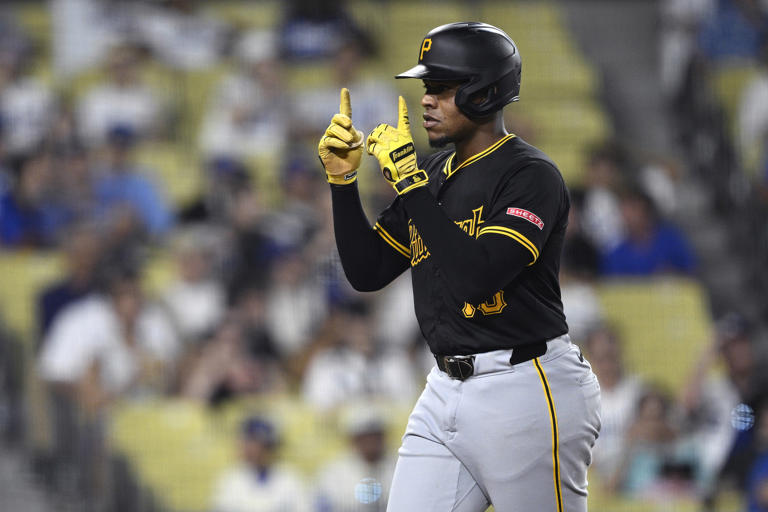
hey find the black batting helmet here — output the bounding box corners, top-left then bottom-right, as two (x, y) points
(396, 22), (522, 118)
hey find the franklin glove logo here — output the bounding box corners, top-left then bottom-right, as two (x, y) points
(390, 143), (415, 163)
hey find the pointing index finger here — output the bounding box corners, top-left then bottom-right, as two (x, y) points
(397, 96), (410, 131)
(340, 88), (352, 118)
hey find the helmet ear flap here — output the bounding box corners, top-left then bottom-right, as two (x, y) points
(455, 69), (521, 118)
(455, 78), (498, 118)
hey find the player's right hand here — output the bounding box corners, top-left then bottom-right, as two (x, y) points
(318, 88), (364, 185)
(366, 96), (429, 195)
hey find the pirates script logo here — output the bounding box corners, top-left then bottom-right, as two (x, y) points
(409, 206), (485, 267)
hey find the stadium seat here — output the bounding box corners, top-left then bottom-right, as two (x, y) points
(595, 278), (713, 392)
(0, 252), (62, 340)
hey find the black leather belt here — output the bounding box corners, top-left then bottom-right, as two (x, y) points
(435, 341), (548, 381)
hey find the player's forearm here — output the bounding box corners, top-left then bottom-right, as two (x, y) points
(330, 184), (408, 291)
(402, 188), (530, 303)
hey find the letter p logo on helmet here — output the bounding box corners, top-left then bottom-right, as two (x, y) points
(420, 38), (432, 61)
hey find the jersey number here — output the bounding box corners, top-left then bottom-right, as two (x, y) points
(461, 291), (507, 318)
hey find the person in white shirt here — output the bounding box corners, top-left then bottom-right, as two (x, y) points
(301, 301), (418, 412)
(290, 41), (399, 143)
(161, 227), (225, 344)
(77, 44), (164, 147)
(265, 247), (328, 358)
(211, 415), (310, 512)
(0, 48), (55, 157)
(136, 0), (229, 71)
(38, 266), (179, 411)
(199, 29), (288, 160)
(583, 326), (646, 484)
(314, 405), (396, 511)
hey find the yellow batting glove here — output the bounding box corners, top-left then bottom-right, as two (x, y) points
(366, 96), (429, 195)
(318, 88), (364, 185)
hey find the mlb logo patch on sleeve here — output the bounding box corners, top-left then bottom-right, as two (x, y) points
(506, 208), (544, 230)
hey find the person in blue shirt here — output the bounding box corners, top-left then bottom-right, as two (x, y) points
(698, 0), (768, 62)
(93, 124), (172, 239)
(601, 188), (696, 276)
(0, 152), (68, 247)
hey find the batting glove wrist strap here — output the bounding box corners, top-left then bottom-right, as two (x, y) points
(394, 169), (428, 194)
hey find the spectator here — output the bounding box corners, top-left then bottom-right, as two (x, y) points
(264, 156), (324, 250)
(178, 156), (253, 224)
(50, 0), (136, 78)
(372, 272), (420, 352)
(737, 39), (768, 173)
(230, 284), (281, 365)
(225, 176), (281, 293)
(199, 29), (289, 160)
(560, 187), (603, 343)
(584, 326), (646, 483)
(301, 301), (417, 412)
(278, 0), (372, 62)
(683, 313), (768, 494)
(37, 223), (103, 342)
(265, 246), (327, 359)
(211, 415), (310, 512)
(659, 0), (716, 99)
(638, 157), (685, 218)
(698, 0), (768, 62)
(38, 265), (179, 412)
(608, 387), (698, 499)
(181, 316), (280, 406)
(291, 39), (398, 141)
(161, 227), (225, 344)
(92, 124), (173, 240)
(0, 44), (55, 158)
(0, 152), (68, 248)
(600, 188), (697, 276)
(315, 405), (396, 511)
(55, 144), (97, 224)
(581, 143), (626, 252)
(77, 43), (165, 146)
(136, 0), (230, 71)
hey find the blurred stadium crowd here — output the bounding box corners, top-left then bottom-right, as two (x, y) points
(0, 0), (766, 511)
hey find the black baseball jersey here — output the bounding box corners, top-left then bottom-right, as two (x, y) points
(374, 135), (570, 355)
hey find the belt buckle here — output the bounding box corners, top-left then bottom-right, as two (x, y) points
(444, 355), (475, 381)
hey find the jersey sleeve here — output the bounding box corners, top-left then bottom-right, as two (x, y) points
(374, 197), (411, 260)
(477, 161), (567, 265)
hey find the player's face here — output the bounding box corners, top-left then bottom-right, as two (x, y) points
(421, 80), (476, 148)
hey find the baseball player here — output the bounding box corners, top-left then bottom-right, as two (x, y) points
(318, 22), (601, 511)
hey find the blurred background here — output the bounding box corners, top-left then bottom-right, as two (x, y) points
(0, 0), (766, 511)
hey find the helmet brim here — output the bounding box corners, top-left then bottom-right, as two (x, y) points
(395, 64), (466, 81)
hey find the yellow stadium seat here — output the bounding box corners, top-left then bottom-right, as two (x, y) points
(210, 1), (280, 29)
(142, 248), (176, 297)
(596, 278), (713, 393)
(0, 251), (62, 340)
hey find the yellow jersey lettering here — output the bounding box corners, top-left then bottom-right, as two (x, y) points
(461, 291), (507, 318)
(454, 206), (484, 238)
(409, 222), (430, 267)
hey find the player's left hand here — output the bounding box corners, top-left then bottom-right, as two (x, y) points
(366, 96), (429, 195)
